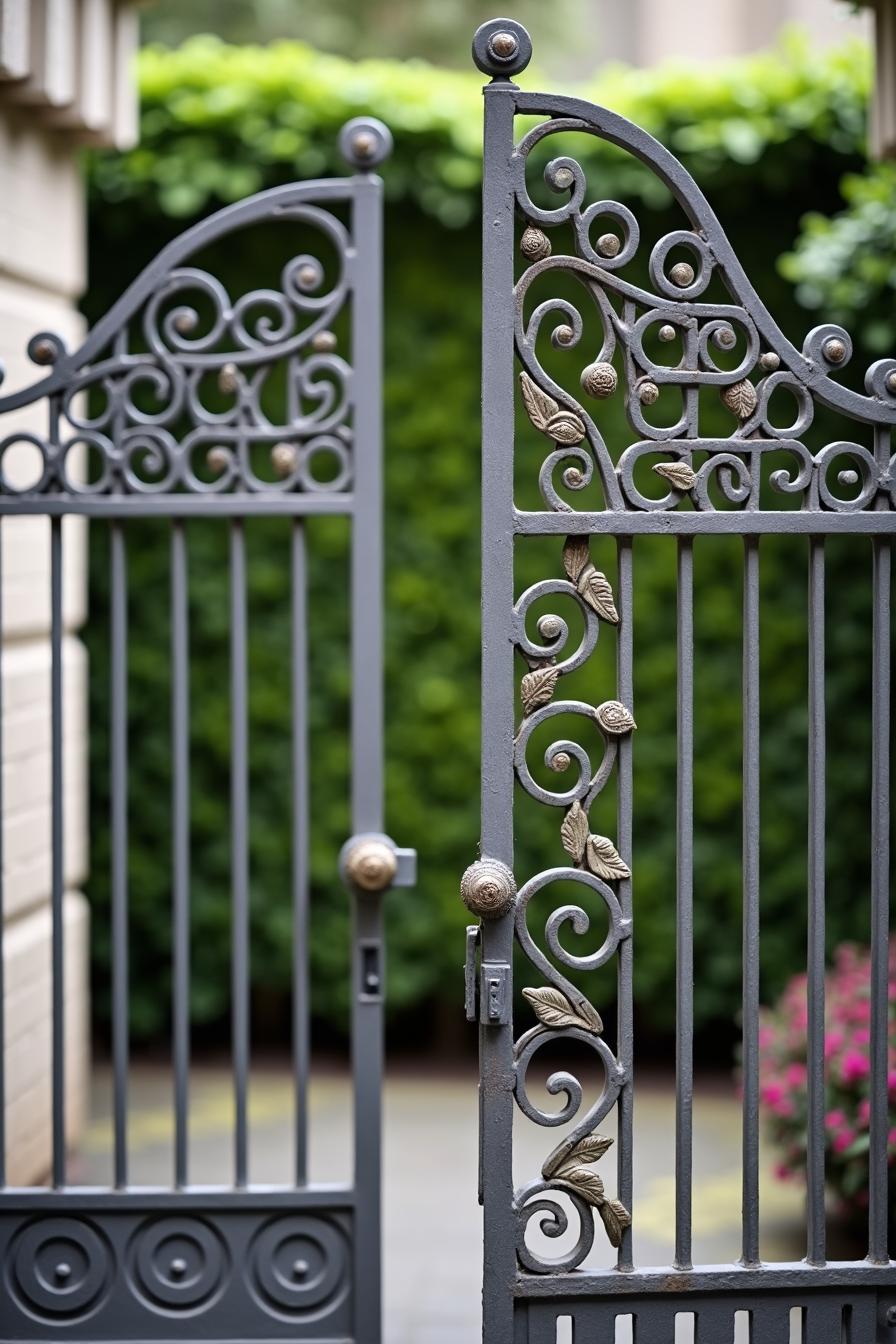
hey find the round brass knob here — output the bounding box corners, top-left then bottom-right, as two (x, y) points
(460, 858), (516, 919)
(345, 839), (397, 892)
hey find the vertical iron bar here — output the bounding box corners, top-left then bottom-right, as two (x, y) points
(479, 81), (518, 1344)
(675, 537), (694, 1270)
(868, 534), (891, 1262)
(616, 537), (634, 1272)
(350, 167), (385, 1344)
(0, 517), (5, 1186)
(291, 521), (310, 1187)
(806, 536), (826, 1264)
(110, 521), (129, 1188)
(230, 518), (250, 1188)
(50, 516), (65, 1186)
(741, 536), (760, 1265)
(171, 520), (190, 1188)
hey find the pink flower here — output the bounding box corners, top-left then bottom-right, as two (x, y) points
(786, 1062), (807, 1087)
(774, 1162), (792, 1182)
(759, 1026), (775, 1049)
(840, 1052), (870, 1085)
(762, 1082), (785, 1107)
(833, 1129), (856, 1154)
(852, 1027), (870, 1046)
(824, 1032), (844, 1059)
(858, 1098), (872, 1127)
(825, 1109), (847, 1131)
(888, 1069), (896, 1095)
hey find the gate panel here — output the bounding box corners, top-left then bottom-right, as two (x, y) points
(469, 18), (894, 1342)
(0, 118), (412, 1344)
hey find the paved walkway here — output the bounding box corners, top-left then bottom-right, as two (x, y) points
(74, 1061), (804, 1344)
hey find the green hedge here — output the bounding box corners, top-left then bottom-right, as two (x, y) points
(85, 33), (884, 1047)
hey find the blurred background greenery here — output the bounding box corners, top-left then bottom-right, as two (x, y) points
(82, 10), (893, 1059)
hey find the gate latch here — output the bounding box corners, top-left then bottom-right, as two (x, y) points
(465, 928), (511, 1026)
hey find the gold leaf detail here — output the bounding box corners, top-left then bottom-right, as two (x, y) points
(721, 379), (757, 420)
(521, 665), (560, 715)
(585, 834), (631, 882)
(577, 567), (619, 624)
(562, 535), (590, 582)
(598, 1198), (633, 1248)
(595, 700), (636, 736)
(544, 409), (587, 445)
(653, 460), (696, 491)
(557, 1166), (606, 1207)
(519, 372), (558, 432)
(560, 800), (589, 863)
(522, 985), (601, 1035)
(568, 1133), (614, 1165)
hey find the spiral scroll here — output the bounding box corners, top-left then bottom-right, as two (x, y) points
(512, 534), (634, 1269)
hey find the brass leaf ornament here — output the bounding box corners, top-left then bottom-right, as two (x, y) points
(560, 800), (589, 863)
(598, 1199), (633, 1248)
(585, 834), (631, 882)
(519, 372), (586, 444)
(522, 985), (603, 1034)
(653, 460), (697, 491)
(721, 379), (757, 420)
(521, 665), (561, 714)
(562, 536), (619, 624)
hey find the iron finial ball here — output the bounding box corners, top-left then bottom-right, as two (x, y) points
(760, 351), (780, 372)
(311, 330), (337, 353)
(823, 337), (847, 365)
(32, 338), (57, 365)
(271, 442), (298, 478)
(638, 380), (660, 406)
(520, 225), (551, 261)
(658, 324), (677, 343)
(886, 371), (896, 395)
(581, 361), (618, 399)
(597, 233), (621, 259)
(472, 19), (532, 77)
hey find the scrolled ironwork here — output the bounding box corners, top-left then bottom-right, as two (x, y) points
(510, 96), (896, 517)
(0, 130), (392, 502)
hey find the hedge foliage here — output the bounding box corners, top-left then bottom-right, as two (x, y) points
(85, 34), (887, 1048)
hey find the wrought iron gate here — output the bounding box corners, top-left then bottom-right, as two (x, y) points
(0, 117), (413, 1344)
(466, 19), (895, 1342)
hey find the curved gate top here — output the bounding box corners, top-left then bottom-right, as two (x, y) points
(467, 17), (894, 1344)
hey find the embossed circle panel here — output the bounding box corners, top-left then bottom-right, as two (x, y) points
(9, 1217), (112, 1321)
(250, 1216), (348, 1318)
(131, 1216), (228, 1313)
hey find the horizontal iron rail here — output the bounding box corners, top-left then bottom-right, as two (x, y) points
(515, 509), (896, 535)
(514, 1262), (896, 1297)
(0, 1185), (356, 1209)
(0, 493), (355, 517)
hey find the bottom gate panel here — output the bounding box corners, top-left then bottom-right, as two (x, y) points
(517, 1290), (881, 1344)
(0, 1197), (354, 1341)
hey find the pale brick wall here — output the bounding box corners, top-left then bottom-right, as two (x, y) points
(0, 0), (139, 1186)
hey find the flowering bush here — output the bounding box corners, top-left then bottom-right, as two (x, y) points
(758, 940), (896, 1230)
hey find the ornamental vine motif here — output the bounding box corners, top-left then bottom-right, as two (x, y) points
(512, 533), (634, 1268)
(512, 112), (896, 515)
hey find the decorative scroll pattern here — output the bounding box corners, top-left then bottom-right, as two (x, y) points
(512, 535), (633, 1271)
(0, 191), (357, 498)
(513, 113), (896, 514)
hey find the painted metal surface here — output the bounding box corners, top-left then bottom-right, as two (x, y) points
(0, 117), (414, 1344)
(470, 17), (895, 1342)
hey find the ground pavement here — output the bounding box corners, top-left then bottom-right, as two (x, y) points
(75, 1061), (806, 1344)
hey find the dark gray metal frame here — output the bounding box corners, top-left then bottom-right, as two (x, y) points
(467, 17), (895, 1343)
(0, 117), (414, 1344)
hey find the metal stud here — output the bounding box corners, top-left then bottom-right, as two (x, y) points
(311, 330), (337, 353)
(31, 338), (57, 365)
(823, 337), (846, 365)
(520, 226), (551, 262)
(297, 264), (318, 290)
(759, 351), (780, 372)
(550, 752), (571, 772)
(887, 371), (896, 395)
(658, 324), (677, 343)
(173, 311), (196, 335)
(207, 446), (230, 474)
(537, 614), (563, 641)
(597, 233), (621, 259)
(581, 361), (617, 399)
(553, 324), (575, 347)
(489, 30), (518, 59)
(669, 261), (695, 288)
(218, 362), (239, 393)
(169, 1258), (188, 1279)
(838, 469), (859, 486)
(638, 380), (660, 405)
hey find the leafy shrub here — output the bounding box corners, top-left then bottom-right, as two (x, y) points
(84, 35), (883, 1047)
(758, 941), (896, 1232)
